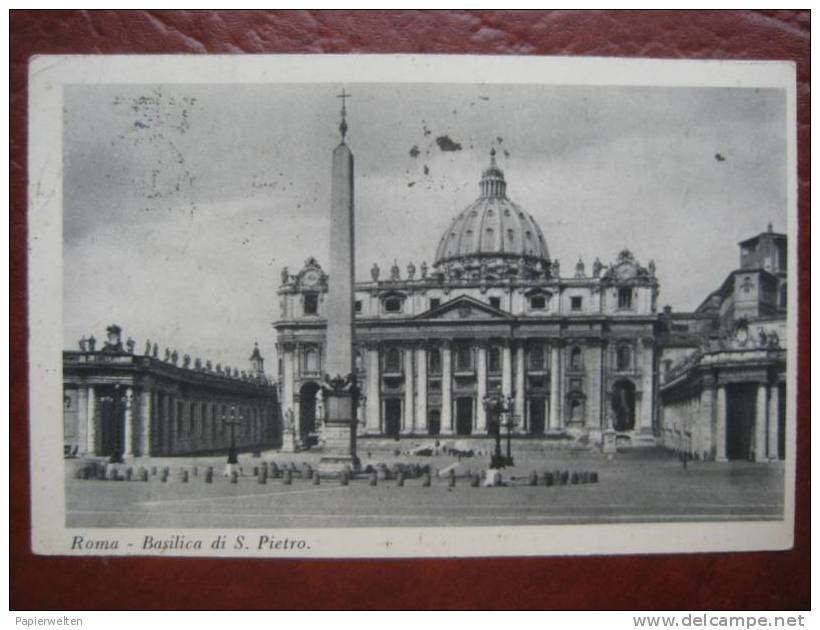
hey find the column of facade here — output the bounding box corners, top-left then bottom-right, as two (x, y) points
(476, 342), (487, 433)
(754, 383), (768, 462)
(86, 385), (97, 455)
(767, 383), (780, 460)
(715, 384), (727, 461)
(441, 341), (453, 434)
(415, 344), (428, 434)
(639, 339), (655, 432)
(402, 344), (415, 434)
(139, 388), (152, 456)
(281, 343), (295, 426)
(501, 341), (512, 398)
(514, 341), (526, 433)
(548, 345), (561, 431)
(366, 344), (381, 433)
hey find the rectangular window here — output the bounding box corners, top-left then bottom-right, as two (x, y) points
(571, 296), (583, 311)
(488, 347), (501, 373)
(355, 300), (362, 313)
(384, 297), (403, 313)
(618, 287), (633, 309)
(529, 345), (545, 371)
(303, 293), (318, 315)
(429, 298), (441, 310)
(489, 296), (501, 309)
(455, 344), (473, 372)
(428, 349), (442, 375)
(530, 295), (546, 310)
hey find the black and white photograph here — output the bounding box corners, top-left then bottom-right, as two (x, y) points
(27, 54), (797, 557)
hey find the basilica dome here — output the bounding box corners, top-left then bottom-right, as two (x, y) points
(433, 149), (550, 275)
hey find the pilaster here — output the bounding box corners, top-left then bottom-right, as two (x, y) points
(441, 341), (453, 434)
(476, 342), (487, 433)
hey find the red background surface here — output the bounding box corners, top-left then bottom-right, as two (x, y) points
(10, 10), (810, 610)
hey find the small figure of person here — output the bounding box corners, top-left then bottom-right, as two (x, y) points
(87, 335), (96, 352)
(370, 262), (380, 282)
(78, 336), (88, 352)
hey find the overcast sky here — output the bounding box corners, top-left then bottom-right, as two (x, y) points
(63, 83), (787, 370)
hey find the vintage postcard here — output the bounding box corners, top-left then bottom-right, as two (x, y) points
(28, 54), (797, 557)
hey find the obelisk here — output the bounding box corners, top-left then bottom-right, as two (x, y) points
(319, 89), (360, 474)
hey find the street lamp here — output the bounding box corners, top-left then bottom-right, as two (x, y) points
(221, 405), (244, 466)
(482, 392), (515, 469)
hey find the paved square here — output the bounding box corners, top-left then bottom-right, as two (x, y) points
(66, 448), (784, 528)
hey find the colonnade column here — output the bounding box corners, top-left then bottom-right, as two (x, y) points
(415, 344), (428, 435)
(441, 341), (453, 434)
(754, 383), (768, 462)
(77, 386), (88, 455)
(715, 384), (727, 462)
(122, 387), (134, 456)
(501, 341), (512, 398)
(476, 342), (487, 434)
(549, 345), (561, 431)
(140, 388), (152, 456)
(366, 344), (381, 433)
(86, 385), (97, 455)
(515, 341), (526, 433)
(767, 383), (780, 460)
(402, 345), (414, 434)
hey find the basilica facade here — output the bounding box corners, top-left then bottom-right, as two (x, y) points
(275, 150), (661, 446)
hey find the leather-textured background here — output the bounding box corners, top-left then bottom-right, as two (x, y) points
(10, 10), (810, 610)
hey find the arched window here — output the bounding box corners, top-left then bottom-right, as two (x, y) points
(384, 347), (401, 373)
(304, 347), (320, 373)
(570, 346), (583, 371)
(382, 293), (405, 314)
(617, 345), (632, 371)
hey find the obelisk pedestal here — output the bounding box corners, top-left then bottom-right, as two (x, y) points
(319, 93), (360, 475)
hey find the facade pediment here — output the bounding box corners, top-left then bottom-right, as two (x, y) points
(415, 296), (509, 321)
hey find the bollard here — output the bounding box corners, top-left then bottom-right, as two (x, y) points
(253, 466), (259, 477)
(193, 466), (198, 477)
(151, 466), (157, 476)
(269, 462), (280, 478)
(369, 471), (378, 486)
(125, 467), (133, 481)
(396, 472), (405, 487)
(570, 472), (579, 485)
(560, 471), (569, 485)
(230, 470), (238, 484)
(107, 468), (118, 481)
(80, 467), (90, 480)
(139, 468), (148, 482)
(545, 472), (554, 487)
(422, 472), (431, 487)
(590, 471), (598, 483)
(580, 471), (589, 484)
(528, 471), (538, 486)
(258, 470), (267, 484)
(340, 470), (349, 486)
(471, 473), (480, 488)
(181, 469), (189, 483)
(283, 469), (292, 485)
(204, 468), (213, 483)
(302, 464), (312, 480)
(448, 472), (456, 488)
(160, 468), (169, 483)
(377, 467), (388, 482)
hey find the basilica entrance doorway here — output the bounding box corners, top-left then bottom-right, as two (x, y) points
(529, 398), (546, 435)
(428, 409), (441, 436)
(456, 397), (473, 435)
(726, 383), (756, 460)
(384, 398), (401, 438)
(299, 381), (320, 446)
(611, 380), (636, 432)
(98, 388), (126, 457)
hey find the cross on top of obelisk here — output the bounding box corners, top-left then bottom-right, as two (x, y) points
(337, 88), (351, 142)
